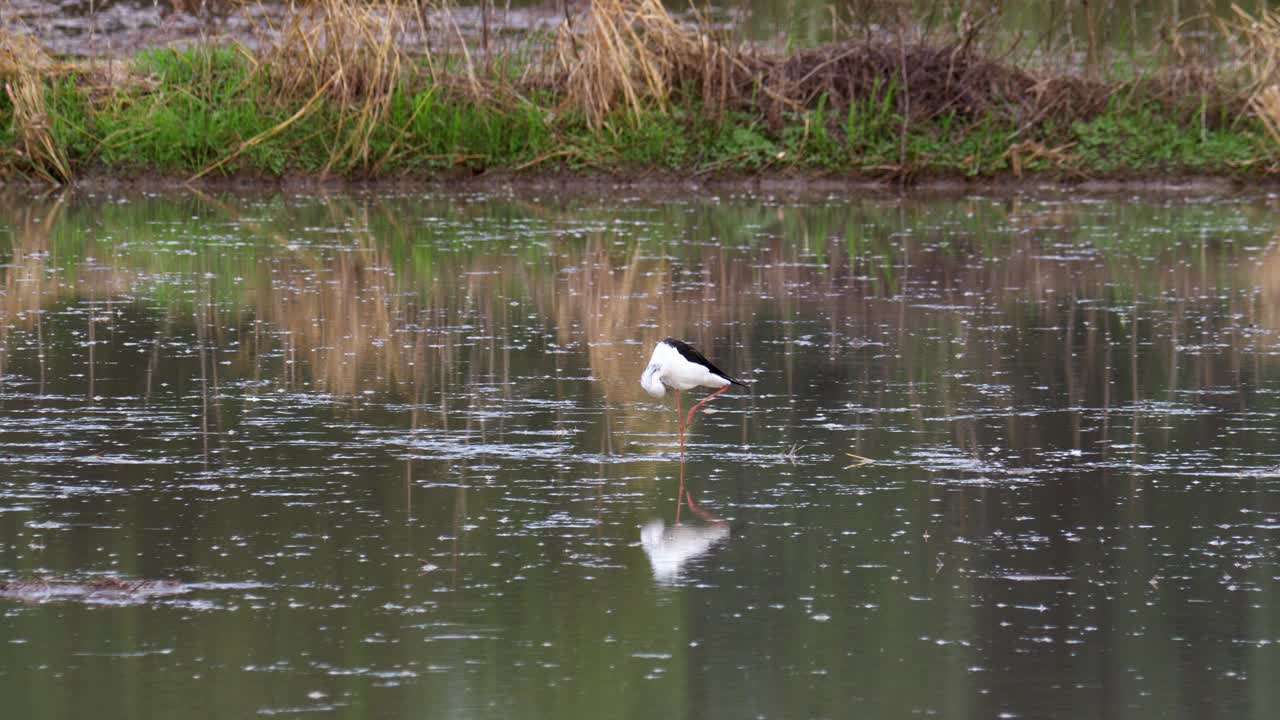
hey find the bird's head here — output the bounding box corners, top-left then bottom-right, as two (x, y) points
(640, 363), (666, 398)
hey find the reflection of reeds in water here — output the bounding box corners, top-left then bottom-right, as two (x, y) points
(0, 195), (131, 392)
(239, 214), (522, 405)
(0, 201), (58, 335)
(0, 194), (1267, 432)
(254, 234), (401, 395)
(1252, 239), (1280, 332)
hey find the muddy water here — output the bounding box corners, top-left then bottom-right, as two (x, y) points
(0, 189), (1278, 719)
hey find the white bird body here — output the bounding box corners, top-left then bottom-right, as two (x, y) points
(640, 338), (743, 398)
(640, 338), (745, 464)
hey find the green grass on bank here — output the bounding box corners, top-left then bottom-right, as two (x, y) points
(2, 42), (1276, 184)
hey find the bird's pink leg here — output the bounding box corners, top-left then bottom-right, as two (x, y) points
(675, 390), (684, 460)
(675, 391), (687, 519)
(675, 460), (685, 523)
(685, 385), (729, 432)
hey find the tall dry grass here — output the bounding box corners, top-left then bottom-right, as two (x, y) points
(550, 0), (749, 128)
(1228, 5), (1280, 148)
(0, 31), (71, 183)
(194, 0), (420, 179)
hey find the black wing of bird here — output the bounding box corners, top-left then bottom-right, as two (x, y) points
(664, 338), (748, 387)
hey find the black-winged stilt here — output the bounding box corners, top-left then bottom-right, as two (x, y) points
(640, 338), (747, 458)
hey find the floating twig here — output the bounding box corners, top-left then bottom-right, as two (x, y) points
(843, 451), (872, 469)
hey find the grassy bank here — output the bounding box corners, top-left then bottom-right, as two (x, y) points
(4, 0), (1280, 185)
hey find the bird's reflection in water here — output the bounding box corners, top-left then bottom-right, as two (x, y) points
(641, 482), (730, 585)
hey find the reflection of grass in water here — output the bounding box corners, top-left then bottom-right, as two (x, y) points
(0, 192), (1271, 452)
(0, 192), (1269, 356)
(1, 192), (1269, 303)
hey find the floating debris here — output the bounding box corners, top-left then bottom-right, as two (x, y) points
(844, 452), (873, 469)
(0, 577), (193, 605)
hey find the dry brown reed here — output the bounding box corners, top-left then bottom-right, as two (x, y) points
(550, 0), (749, 128)
(1226, 5), (1280, 147)
(0, 31), (71, 183)
(196, 0), (420, 179)
(257, 0), (409, 108)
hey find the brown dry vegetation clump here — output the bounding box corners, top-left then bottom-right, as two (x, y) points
(256, 0), (409, 107)
(1228, 5), (1280, 145)
(262, 0), (408, 173)
(753, 40), (1112, 131)
(549, 0), (1119, 133)
(193, 0), (418, 179)
(550, 0), (748, 128)
(0, 31), (72, 183)
(2, 27), (158, 183)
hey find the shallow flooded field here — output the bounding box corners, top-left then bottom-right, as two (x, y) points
(0, 189), (1278, 719)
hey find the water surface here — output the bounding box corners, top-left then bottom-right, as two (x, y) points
(1, 188), (1279, 718)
